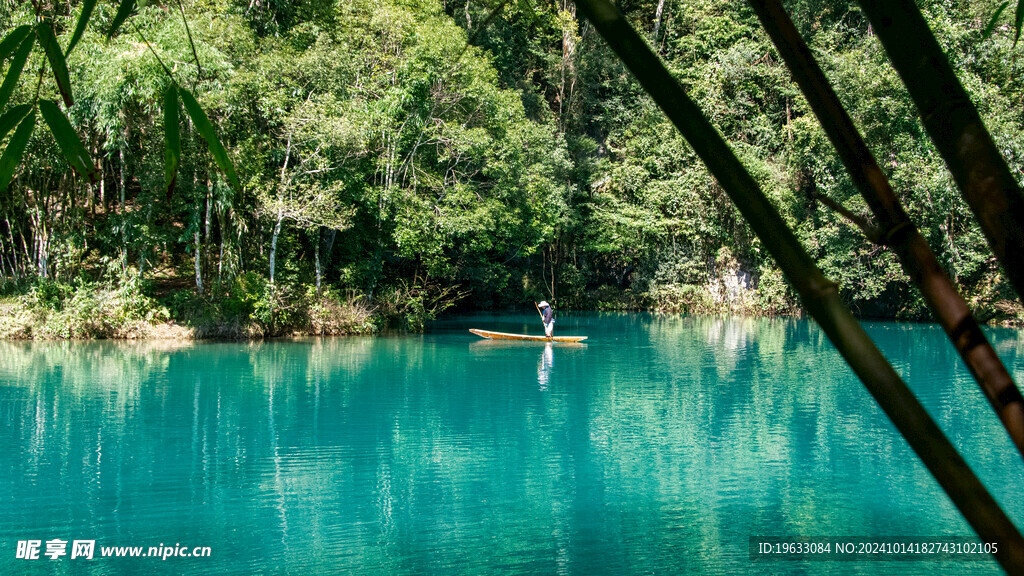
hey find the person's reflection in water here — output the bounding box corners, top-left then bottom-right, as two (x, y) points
(538, 343), (553, 391)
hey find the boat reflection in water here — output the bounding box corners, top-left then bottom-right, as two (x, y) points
(538, 343), (553, 391)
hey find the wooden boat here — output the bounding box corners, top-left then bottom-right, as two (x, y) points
(469, 328), (587, 343)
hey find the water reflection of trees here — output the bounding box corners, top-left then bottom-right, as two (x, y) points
(612, 316), (1023, 566)
(3, 321), (1022, 573)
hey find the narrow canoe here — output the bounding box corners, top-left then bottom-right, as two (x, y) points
(469, 328), (587, 343)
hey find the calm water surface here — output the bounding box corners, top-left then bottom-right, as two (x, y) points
(2, 313), (1024, 574)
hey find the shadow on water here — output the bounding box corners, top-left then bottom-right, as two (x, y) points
(0, 314), (1021, 574)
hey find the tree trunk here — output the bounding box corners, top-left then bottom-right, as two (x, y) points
(35, 215), (48, 279)
(204, 179), (213, 289)
(315, 239), (321, 295)
(0, 236), (7, 281)
(237, 225), (245, 274)
(4, 216), (20, 278)
(315, 227), (336, 295)
(652, 0), (665, 41)
(270, 131), (292, 286)
(99, 156), (106, 212)
(0, 250), (10, 283)
(119, 148), (126, 209)
(269, 210), (283, 284)
(119, 148), (127, 274)
(216, 205), (226, 295)
(138, 203), (152, 281)
(194, 229), (203, 294)
(12, 215), (29, 277)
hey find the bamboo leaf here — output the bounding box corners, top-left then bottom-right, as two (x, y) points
(0, 110), (34, 193)
(0, 104), (31, 142)
(108, 0), (136, 39)
(0, 25), (32, 62)
(178, 87), (240, 192)
(0, 32), (34, 113)
(983, 1), (1010, 40)
(37, 22), (73, 108)
(1016, 0), (1024, 47)
(164, 85), (180, 198)
(39, 99), (96, 181)
(65, 0), (97, 57)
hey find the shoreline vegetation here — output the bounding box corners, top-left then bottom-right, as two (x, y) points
(2, 268), (1021, 341)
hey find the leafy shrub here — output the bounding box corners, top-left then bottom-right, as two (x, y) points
(755, 266), (798, 316)
(29, 279), (74, 311)
(17, 276), (170, 339)
(374, 281), (466, 331)
(649, 284), (716, 313)
(586, 285), (652, 310)
(308, 286), (376, 335)
(163, 275), (378, 338)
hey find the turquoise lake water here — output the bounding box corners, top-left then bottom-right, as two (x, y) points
(2, 313), (1024, 574)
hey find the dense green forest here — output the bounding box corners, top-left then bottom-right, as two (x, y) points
(0, 0), (1021, 337)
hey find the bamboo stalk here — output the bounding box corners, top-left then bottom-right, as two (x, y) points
(856, 0), (1024, 306)
(569, 0), (1024, 569)
(748, 0), (1024, 460)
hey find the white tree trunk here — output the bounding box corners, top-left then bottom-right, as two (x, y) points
(269, 210), (283, 284)
(120, 148), (127, 274)
(270, 132), (292, 286)
(217, 206), (226, 293)
(204, 181), (212, 287)
(194, 230), (203, 293)
(37, 235), (47, 279)
(314, 234), (322, 295)
(653, 0), (666, 41)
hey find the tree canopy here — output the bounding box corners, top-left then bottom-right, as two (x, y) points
(1, 0), (1023, 333)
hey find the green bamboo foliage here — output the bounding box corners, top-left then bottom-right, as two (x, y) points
(857, 0), (1024, 307)
(570, 0), (1024, 570)
(0, 111), (35, 193)
(164, 85), (180, 196)
(0, 104), (31, 142)
(0, 2), (240, 202)
(0, 26), (32, 62)
(64, 0), (97, 57)
(38, 100), (96, 181)
(746, 0), (1024, 460)
(37, 22), (73, 108)
(984, 3), (1011, 39)
(1016, 0), (1024, 46)
(108, 0), (137, 39)
(0, 32), (34, 113)
(178, 87), (240, 192)
(986, 1), (1024, 43)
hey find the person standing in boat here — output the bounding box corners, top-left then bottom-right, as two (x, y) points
(538, 301), (554, 339)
